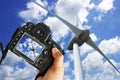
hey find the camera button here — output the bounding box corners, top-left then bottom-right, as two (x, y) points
(13, 42), (16, 45)
(15, 38), (19, 41)
(39, 60), (42, 65)
(20, 31), (24, 33)
(27, 24), (33, 31)
(43, 51), (49, 57)
(24, 25), (27, 28)
(10, 45), (14, 49)
(47, 40), (52, 45)
(18, 34), (21, 37)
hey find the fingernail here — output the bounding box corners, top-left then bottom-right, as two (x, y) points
(54, 48), (61, 55)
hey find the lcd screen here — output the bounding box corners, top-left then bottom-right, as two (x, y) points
(16, 34), (43, 61)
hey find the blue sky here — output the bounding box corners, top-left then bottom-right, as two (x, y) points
(0, 0), (120, 80)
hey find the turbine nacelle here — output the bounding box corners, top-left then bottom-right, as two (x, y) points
(68, 30), (90, 50)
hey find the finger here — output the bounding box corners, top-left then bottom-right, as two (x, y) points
(36, 77), (43, 80)
(52, 47), (63, 61)
(51, 48), (64, 70)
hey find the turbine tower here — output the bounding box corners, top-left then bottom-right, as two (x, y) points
(32, 0), (120, 80)
(71, 16), (84, 80)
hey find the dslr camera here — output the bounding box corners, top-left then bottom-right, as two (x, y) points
(0, 22), (64, 75)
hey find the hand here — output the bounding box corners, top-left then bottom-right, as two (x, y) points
(36, 47), (64, 80)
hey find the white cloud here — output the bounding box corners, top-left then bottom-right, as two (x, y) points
(60, 42), (66, 49)
(79, 33), (98, 55)
(90, 33), (98, 42)
(93, 14), (104, 21)
(83, 51), (103, 72)
(78, 9), (89, 23)
(0, 51), (37, 80)
(88, 3), (95, 10)
(2, 51), (23, 66)
(19, 0), (48, 22)
(0, 65), (27, 80)
(64, 61), (70, 71)
(97, 0), (115, 13)
(63, 75), (71, 80)
(89, 59), (120, 80)
(63, 60), (74, 80)
(99, 37), (120, 54)
(67, 53), (74, 62)
(83, 37), (120, 80)
(9, 62), (36, 80)
(56, 0), (93, 24)
(44, 17), (70, 42)
(94, 0), (115, 21)
(80, 43), (94, 55)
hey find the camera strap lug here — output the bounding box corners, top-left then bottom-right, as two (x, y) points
(0, 42), (8, 64)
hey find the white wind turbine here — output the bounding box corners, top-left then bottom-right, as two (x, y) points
(32, 0), (120, 80)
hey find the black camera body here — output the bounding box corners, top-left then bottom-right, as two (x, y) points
(8, 22), (64, 74)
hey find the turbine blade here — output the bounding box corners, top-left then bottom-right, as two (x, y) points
(86, 38), (120, 73)
(76, 15), (82, 29)
(32, 0), (82, 37)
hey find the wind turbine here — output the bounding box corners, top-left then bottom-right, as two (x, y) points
(29, 43), (36, 57)
(32, 0), (120, 80)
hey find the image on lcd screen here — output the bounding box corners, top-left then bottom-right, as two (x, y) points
(16, 34), (43, 61)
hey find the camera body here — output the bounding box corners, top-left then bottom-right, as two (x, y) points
(8, 22), (64, 74)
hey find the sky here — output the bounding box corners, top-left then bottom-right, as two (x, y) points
(0, 0), (120, 80)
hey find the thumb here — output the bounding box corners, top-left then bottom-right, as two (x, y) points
(51, 48), (64, 70)
(52, 47), (63, 61)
